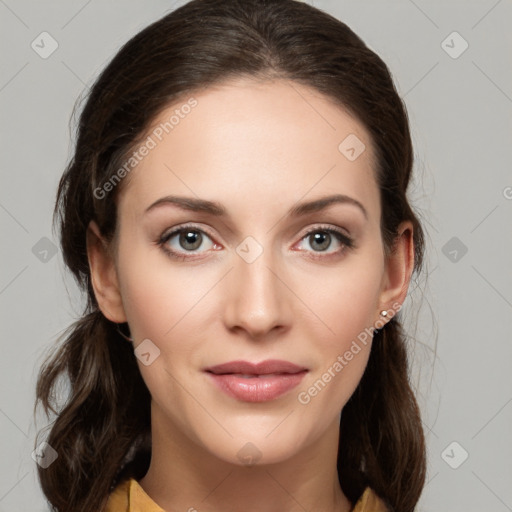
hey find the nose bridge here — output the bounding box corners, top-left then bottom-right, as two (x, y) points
(224, 236), (289, 336)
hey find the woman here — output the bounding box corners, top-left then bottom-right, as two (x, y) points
(34, 0), (427, 510)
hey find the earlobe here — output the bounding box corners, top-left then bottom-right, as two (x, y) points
(378, 221), (415, 316)
(86, 220), (127, 323)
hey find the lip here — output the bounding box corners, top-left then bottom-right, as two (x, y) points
(204, 359), (308, 402)
(205, 359), (307, 375)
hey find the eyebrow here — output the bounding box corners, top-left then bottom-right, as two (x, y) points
(144, 193), (368, 220)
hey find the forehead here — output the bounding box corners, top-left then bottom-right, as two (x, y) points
(117, 77), (379, 220)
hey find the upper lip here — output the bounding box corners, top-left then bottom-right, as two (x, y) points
(204, 359), (308, 375)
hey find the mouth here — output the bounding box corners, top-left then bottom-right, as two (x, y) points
(204, 359), (308, 376)
(204, 360), (308, 402)
(211, 373), (298, 378)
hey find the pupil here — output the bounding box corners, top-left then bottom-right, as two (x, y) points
(180, 230), (202, 250)
(311, 232), (330, 251)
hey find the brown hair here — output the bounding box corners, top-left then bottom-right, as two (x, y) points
(34, 1), (426, 510)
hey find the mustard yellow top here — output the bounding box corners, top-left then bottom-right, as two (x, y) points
(104, 477), (389, 511)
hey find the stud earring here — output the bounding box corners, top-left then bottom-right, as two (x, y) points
(379, 310), (388, 317)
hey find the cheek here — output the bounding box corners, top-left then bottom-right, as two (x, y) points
(116, 255), (208, 404)
(119, 268), (172, 341)
(306, 253), (384, 345)
(116, 233), (207, 342)
(296, 252), (383, 414)
(296, 293), (375, 427)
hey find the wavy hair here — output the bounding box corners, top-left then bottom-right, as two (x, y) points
(34, 1), (427, 510)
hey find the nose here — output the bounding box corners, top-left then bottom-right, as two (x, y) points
(222, 242), (292, 340)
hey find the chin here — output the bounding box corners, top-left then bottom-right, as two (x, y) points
(201, 431), (309, 467)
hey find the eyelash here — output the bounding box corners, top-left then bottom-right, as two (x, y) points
(157, 223), (355, 261)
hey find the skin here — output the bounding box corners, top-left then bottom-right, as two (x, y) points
(87, 77), (414, 512)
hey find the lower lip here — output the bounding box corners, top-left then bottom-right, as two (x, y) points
(206, 371), (307, 402)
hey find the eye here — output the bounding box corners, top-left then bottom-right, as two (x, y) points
(158, 224), (219, 260)
(295, 225), (354, 258)
(157, 223), (355, 261)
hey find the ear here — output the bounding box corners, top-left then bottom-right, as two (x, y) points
(377, 221), (415, 317)
(86, 220), (127, 323)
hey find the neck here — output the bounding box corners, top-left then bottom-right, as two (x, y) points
(138, 406), (352, 512)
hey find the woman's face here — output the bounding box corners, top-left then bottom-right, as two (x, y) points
(89, 77), (410, 466)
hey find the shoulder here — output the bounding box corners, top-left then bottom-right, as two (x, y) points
(103, 478), (130, 512)
(103, 477), (165, 512)
(103, 478), (388, 512)
(351, 486), (390, 512)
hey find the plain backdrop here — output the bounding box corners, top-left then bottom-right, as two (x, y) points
(0, 1), (511, 511)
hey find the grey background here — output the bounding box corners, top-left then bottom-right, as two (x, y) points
(1, 0), (511, 510)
